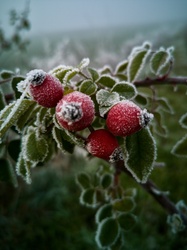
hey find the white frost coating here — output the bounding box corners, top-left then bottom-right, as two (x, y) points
(49, 65), (73, 74)
(58, 101), (83, 125)
(128, 41), (151, 58)
(139, 109), (154, 128)
(27, 69), (46, 86)
(79, 58), (90, 70)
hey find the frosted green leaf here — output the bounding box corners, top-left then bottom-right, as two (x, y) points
(112, 197), (135, 212)
(0, 158), (18, 187)
(156, 97), (173, 114)
(24, 128), (49, 163)
(0, 70), (14, 79)
(0, 99), (35, 139)
(76, 172), (91, 190)
(63, 68), (79, 83)
(79, 79), (97, 95)
(115, 60), (128, 74)
(78, 58), (90, 70)
(179, 113), (187, 129)
(99, 65), (113, 75)
(99, 106), (112, 117)
(95, 204), (113, 224)
(124, 128), (157, 183)
(52, 126), (74, 153)
(0, 89), (6, 111)
(118, 213), (137, 231)
(171, 134), (187, 158)
(95, 217), (119, 249)
(97, 75), (116, 88)
(100, 173), (113, 189)
(87, 67), (99, 81)
(112, 82), (137, 100)
(167, 214), (185, 234)
(11, 76), (25, 99)
(96, 89), (120, 107)
(50, 65), (73, 82)
(134, 93), (148, 106)
(16, 151), (32, 184)
(79, 188), (98, 208)
(150, 49), (171, 76)
(53, 116), (85, 147)
(15, 102), (39, 132)
(153, 111), (168, 137)
(127, 49), (150, 82)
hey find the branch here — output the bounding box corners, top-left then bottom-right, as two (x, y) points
(134, 76), (187, 87)
(114, 160), (187, 227)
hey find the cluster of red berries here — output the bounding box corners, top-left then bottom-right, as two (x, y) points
(24, 69), (153, 162)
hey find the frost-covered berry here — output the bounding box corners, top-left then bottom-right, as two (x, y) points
(56, 91), (95, 131)
(86, 129), (120, 161)
(27, 69), (64, 108)
(106, 100), (153, 137)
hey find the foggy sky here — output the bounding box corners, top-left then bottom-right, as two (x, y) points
(0, 0), (187, 35)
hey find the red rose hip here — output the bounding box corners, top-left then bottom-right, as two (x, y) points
(86, 129), (121, 161)
(28, 69), (64, 108)
(56, 91), (95, 131)
(106, 101), (153, 137)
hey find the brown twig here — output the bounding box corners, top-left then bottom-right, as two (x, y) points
(134, 76), (187, 87)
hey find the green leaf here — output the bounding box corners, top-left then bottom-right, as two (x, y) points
(97, 75), (116, 88)
(112, 81), (137, 100)
(15, 102), (39, 132)
(7, 139), (21, 161)
(96, 89), (120, 107)
(127, 49), (150, 82)
(118, 213), (137, 231)
(11, 76), (25, 99)
(95, 217), (119, 249)
(0, 158), (18, 187)
(15, 152), (32, 184)
(171, 134), (187, 158)
(24, 128), (49, 163)
(113, 197), (135, 212)
(150, 49), (171, 76)
(0, 70), (14, 79)
(52, 126), (74, 153)
(100, 173), (113, 189)
(0, 99), (35, 140)
(99, 65), (113, 75)
(63, 68), (79, 83)
(115, 60), (128, 74)
(179, 113), (187, 129)
(153, 111), (168, 137)
(95, 204), (113, 224)
(51, 65), (73, 82)
(167, 213), (186, 234)
(79, 79), (97, 95)
(78, 58), (90, 70)
(134, 93), (148, 106)
(124, 128), (157, 183)
(156, 97), (173, 114)
(80, 188), (98, 208)
(53, 116), (85, 147)
(0, 89), (6, 111)
(87, 67), (100, 81)
(76, 172), (91, 190)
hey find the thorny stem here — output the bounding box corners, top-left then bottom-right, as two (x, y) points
(114, 160), (187, 227)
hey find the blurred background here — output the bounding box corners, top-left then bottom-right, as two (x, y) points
(0, 0), (187, 249)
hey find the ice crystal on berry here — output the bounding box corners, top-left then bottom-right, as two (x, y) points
(139, 109), (154, 128)
(27, 69), (46, 86)
(60, 101), (83, 125)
